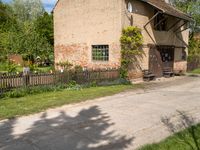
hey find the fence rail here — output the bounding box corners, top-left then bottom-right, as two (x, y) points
(0, 69), (120, 94)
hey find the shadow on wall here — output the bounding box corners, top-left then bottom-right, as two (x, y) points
(128, 49), (147, 79)
(0, 106), (134, 150)
(161, 111), (200, 150)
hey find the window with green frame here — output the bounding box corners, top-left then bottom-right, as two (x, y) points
(92, 45), (109, 61)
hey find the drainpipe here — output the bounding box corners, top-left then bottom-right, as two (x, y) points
(144, 11), (161, 44)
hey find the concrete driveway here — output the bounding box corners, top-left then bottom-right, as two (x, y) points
(1, 76), (200, 150)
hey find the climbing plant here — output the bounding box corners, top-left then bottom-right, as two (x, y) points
(120, 26), (143, 78)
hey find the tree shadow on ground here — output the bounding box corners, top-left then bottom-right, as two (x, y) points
(0, 106), (134, 150)
(161, 110), (200, 150)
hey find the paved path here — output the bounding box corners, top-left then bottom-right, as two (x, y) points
(1, 76), (200, 150)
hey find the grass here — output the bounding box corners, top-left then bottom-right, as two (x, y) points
(0, 63), (52, 73)
(0, 62), (8, 73)
(139, 124), (200, 150)
(0, 84), (140, 120)
(190, 68), (200, 74)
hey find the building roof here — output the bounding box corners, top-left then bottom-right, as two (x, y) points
(53, 0), (193, 21)
(141, 0), (193, 21)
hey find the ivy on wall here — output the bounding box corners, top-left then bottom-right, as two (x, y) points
(120, 26), (143, 78)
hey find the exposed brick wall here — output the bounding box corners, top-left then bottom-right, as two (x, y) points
(55, 43), (121, 70)
(54, 0), (190, 78)
(174, 61), (187, 73)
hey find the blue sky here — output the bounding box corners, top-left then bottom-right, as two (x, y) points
(2, 0), (57, 12)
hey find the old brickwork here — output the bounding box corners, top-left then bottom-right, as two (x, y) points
(54, 0), (122, 70)
(54, 0), (190, 78)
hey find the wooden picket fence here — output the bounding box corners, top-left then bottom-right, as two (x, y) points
(0, 69), (120, 94)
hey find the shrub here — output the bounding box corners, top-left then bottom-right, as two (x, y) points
(1, 77), (131, 99)
(120, 26), (143, 78)
(1, 82), (83, 99)
(74, 65), (83, 72)
(97, 78), (131, 86)
(56, 61), (73, 71)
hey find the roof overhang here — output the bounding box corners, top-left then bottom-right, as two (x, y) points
(140, 0), (193, 22)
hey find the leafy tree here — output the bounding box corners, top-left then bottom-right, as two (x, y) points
(34, 12), (54, 45)
(0, 0), (54, 64)
(170, 0), (200, 32)
(0, 1), (18, 61)
(11, 0), (45, 22)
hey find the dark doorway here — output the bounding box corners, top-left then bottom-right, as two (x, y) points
(149, 45), (175, 77)
(157, 46), (175, 70)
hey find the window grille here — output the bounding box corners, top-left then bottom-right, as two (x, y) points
(92, 45), (109, 61)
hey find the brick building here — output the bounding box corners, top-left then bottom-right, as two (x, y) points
(54, 0), (192, 78)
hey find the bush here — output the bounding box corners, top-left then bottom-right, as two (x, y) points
(0, 62), (8, 72)
(97, 78), (131, 86)
(1, 81), (84, 99)
(1, 78), (131, 99)
(120, 26), (143, 78)
(0, 62), (18, 73)
(7, 64), (17, 73)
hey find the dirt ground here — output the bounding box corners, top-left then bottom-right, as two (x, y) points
(0, 76), (200, 150)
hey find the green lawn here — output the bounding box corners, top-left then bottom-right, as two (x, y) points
(190, 68), (200, 74)
(0, 84), (139, 120)
(139, 124), (200, 150)
(0, 62), (52, 73)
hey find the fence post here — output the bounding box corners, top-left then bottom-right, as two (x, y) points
(23, 74), (30, 87)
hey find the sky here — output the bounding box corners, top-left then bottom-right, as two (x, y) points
(2, 0), (57, 12)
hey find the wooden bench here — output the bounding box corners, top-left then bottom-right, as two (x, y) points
(143, 70), (156, 82)
(163, 67), (174, 78)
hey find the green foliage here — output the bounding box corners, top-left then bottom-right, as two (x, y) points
(7, 62), (17, 73)
(34, 12), (54, 45)
(0, 85), (134, 120)
(0, 0), (53, 65)
(188, 38), (200, 69)
(120, 26), (143, 78)
(3, 83), (82, 99)
(0, 61), (17, 73)
(189, 38), (200, 57)
(171, 0), (200, 32)
(139, 123), (200, 150)
(97, 78), (132, 86)
(0, 62), (8, 72)
(74, 65), (83, 72)
(56, 61), (73, 71)
(191, 68), (200, 74)
(11, 0), (45, 22)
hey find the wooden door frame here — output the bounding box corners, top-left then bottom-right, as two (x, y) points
(149, 45), (175, 77)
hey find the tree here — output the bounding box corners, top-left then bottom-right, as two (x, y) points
(0, 1), (18, 61)
(11, 0), (45, 22)
(34, 12), (54, 45)
(170, 0), (200, 32)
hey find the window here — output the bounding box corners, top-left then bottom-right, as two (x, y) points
(154, 13), (167, 31)
(92, 45), (109, 61)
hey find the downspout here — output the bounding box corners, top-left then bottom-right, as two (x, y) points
(144, 11), (161, 44)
